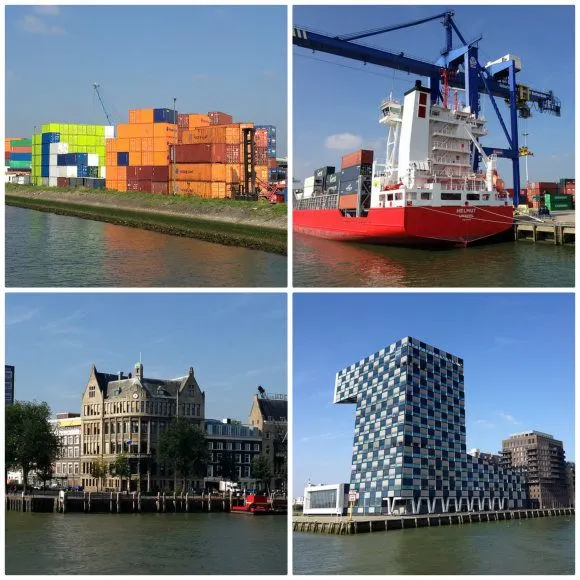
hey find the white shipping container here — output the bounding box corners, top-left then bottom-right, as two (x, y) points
(48, 177), (58, 187)
(99, 166), (106, 178)
(64, 166), (77, 178)
(49, 154), (58, 166)
(302, 186), (314, 199)
(105, 126), (115, 139)
(49, 142), (69, 154)
(17, 175), (31, 185)
(304, 176), (315, 188)
(48, 164), (58, 177)
(87, 153), (99, 166)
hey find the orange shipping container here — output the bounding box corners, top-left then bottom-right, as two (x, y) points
(339, 193), (358, 209)
(188, 114), (210, 128)
(141, 137), (154, 152)
(129, 152), (142, 165)
(105, 139), (116, 153)
(116, 138), (130, 152)
(129, 109), (154, 124)
(105, 152), (116, 166)
(129, 138), (142, 152)
(225, 163), (243, 183)
(117, 167), (127, 182)
(152, 137), (173, 152)
(225, 124), (242, 145)
(175, 163), (226, 182)
(153, 123), (178, 140)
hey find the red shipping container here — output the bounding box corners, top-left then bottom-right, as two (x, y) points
(127, 166), (152, 180)
(338, 193), (358, 209)
(255, 147), (268, 166)
(177, 114), (190, 129)
(152, 181), (169, 195)
(208, 111), (233, 125)
(174, 143), (227, 163)
(268, 157), (277, 169)
(11, 146), (32, 153)
(255, 128), (268, 147)
(225, 144), (240, 164)
(151, 166), (169, 182)
(341, 149), (374, 169)
(57, 177), (69, 187)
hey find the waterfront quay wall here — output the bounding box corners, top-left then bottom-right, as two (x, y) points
(6, 492), (232, 515)
(293, 507), (574, 535)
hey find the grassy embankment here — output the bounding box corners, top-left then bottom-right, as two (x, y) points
(5, 184), (287, 255)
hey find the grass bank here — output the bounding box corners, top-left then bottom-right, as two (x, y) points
(5, 185), (287, 255)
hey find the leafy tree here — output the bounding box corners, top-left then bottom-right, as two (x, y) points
(218, 450), (238, 483)
(158, 418), (209, 491)
(89, 457), (109, 492)
(251, 454), (273, 494)
(110, 454), (132, 492)
(5, 401), (61, 494)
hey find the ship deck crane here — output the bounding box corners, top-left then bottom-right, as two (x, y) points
(293, 10), (561, 206)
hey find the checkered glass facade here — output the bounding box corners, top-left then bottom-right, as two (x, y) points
(335, 337), (527, 515)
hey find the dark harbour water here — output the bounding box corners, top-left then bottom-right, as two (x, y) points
(5, 206), (287, 287)
(293, 516), (574, 575)
(5, 511), (287, 575)
(294, 233), (574, 287)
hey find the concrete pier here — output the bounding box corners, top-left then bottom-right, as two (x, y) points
(293, 507), (574, 535)
(514, 213), (575, 245)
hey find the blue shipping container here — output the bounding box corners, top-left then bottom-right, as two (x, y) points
(10, 153), (32, 161)
(326, 173), (339, 186)
(77, 165), (89, 177)
(153, 108), (177, 124)
(41, 165), (49, 177)
(41, 143), (51, 157)
(41, 132), (60, 144)
(340, 164), (373, 182)
(117, 152), (129, 166)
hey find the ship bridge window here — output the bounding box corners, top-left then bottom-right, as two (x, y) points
(395, 192), (403, 201)
(387, 193), (394, 202)
(441, 193), (462, 201)
(482, 194), (490, 201)
(466, 194), (480, 201)
(420, 192), (432, 200)
(407, 192), (417, 200)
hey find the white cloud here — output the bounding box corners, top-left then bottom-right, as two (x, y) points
(325, 133), (362, 150)
(498, 411), (522, 425)
(20, 14), (65, 35)
(33, 6), (60, 16)
(42, 309), (86, 335)
(6, 308), (39, 326)
(475, 419), (495, 429)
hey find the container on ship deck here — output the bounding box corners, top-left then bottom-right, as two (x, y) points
(339, 179), (359, 196)
(326, 173), (339, 187)
(314, 166), (335, 181)
(174, 143), (227, 164)
(341, 149), (373, 169)
(341, 164), (373, 182)
(304, 176), (315, 188)
(338, 193), (358, 209)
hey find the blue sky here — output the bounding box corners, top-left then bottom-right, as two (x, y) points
(293, 5), (574, 186)
(5, 293), (287, 422)
(293, 293), (575, 496)
(5, 5), (287, 155)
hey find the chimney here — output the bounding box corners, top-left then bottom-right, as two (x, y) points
(118, 371), (124, 380)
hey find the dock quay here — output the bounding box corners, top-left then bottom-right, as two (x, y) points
(514, 212), (575, 245)
(293, 507), (574, 535)
(6, 492), (227, 514)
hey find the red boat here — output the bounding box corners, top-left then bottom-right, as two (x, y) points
(230, 494), (272, 515)
(294, 81), (514, 247)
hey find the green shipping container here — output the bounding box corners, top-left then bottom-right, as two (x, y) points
(544, 194), (573, 211)
(11, 138), (32, 147)
(9, 160), (32, 169)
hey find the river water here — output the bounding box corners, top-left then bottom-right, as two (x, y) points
(5, 511), (287, 574)
(294, 233), (574, 287)
(293, 516), (574, 575)
(5, 206), (287, 287)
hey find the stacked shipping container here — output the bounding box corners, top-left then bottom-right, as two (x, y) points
(105, 108), (177, 193)
(5, 138), (32, 171)
(339, 150), (374, 209)
(31, 124), (112, 187)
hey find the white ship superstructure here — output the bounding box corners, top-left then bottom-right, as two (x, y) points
(371, 80), (510, 210)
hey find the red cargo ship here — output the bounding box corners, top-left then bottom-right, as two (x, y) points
(294, 81), (514, 247)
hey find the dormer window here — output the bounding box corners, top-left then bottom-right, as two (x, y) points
(89, 385), (95, 398)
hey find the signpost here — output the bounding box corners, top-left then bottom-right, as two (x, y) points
(348, 491), (358, 521)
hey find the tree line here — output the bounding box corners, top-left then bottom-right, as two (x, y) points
(6, 401), (274, 493)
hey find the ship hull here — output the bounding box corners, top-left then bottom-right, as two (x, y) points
(293, 205), (514, 246)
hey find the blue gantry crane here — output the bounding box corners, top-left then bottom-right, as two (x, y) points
(293, 10), (561, 206)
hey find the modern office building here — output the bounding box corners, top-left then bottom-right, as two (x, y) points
(334, 336), (527, 515)
(248, 390), (288, 491)
(50, 413), (82, 488)
(303, 483), (351, 516)
(204, 418), (263, 489)
(5, 365), (15, 406)
(501, 431), (569, 508)
(80, 362), (205, 492)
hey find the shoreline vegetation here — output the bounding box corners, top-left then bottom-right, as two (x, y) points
(5, 185), (287, 256)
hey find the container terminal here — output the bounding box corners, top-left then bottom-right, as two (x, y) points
(292, 10), (573, 247)
(5, 92), (287, 204)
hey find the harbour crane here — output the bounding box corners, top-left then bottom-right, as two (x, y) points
(293, 10), (561, 207)
(92, 82), (113, 126)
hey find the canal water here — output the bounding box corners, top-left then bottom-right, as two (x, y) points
(293, 516), (574, 575)
(294, 233), (574, 287)
(5, 206), (287, 287)
(5, 511), (287, 575)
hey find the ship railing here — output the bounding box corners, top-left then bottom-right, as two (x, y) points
(294, 193), (338, 210)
